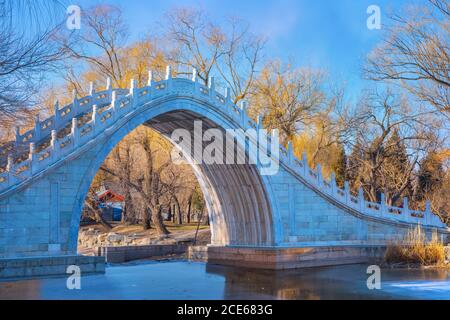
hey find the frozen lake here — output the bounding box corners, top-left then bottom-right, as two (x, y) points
(0, 261), (449, 300)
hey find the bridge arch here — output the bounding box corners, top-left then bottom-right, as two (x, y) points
(0, 74), (446, 266)
(68, 96), (281, 252)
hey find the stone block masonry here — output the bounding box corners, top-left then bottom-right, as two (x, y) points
(0, 255), (105, 279)
(188, 245), (385, 270)
(99, 244), (188, 263)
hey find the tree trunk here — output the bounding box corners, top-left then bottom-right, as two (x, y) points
(152, 205), (170, 236)
(193, 208), (205, 246)
(85, 200), (112, 230)
(168, 205), (173, 223)
(122, 190), (133, 224)
(175, 197), (182, 225)
(186, 194), (192, 224)
(202, 207), (209, 225)
(143, 207), (152, 230)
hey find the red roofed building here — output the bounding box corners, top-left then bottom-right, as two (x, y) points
(97, 188), (125, 203)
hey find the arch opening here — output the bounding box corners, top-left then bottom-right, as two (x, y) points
(77, 107), (274, 251)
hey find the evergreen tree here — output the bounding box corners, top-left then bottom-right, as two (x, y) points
(346, 138), (363, 190)
(191, 185), (205, 215)
(331, 143), (347, 188)
(417, 151), (445, 200)
(382, 130), (412, 205)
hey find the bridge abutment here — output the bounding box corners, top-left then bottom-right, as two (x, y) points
(0, 255), (105, 279)
(188, 245), (385, 270)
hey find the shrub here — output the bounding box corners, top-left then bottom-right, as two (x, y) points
(384, 225), (446, 266)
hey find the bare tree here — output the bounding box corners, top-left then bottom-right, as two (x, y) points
(135, 129), (171, 234)
(106, 142), (138, 224)
(98, 127), (201, 236)
(164, 7), (223, 85)
(0, 0), (67, 132)
(249, 60), (327, 146)
(58, 5), (128, 91)
(215, 17), (266, 104)
(427, 167), (450, 224)
(365, 0), (450, 118)
(163, 7), (265, 103)
(346, 89), (442, 205)
(57, 5), (167, 94)
(83, 191), (113, 230)
(165, 165), (198, 225)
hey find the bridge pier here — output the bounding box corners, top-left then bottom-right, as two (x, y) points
(188, 245), (385, 270)
(0, 255), (105, 279)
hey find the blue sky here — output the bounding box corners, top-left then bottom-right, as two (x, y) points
(73, 0), (420, 98)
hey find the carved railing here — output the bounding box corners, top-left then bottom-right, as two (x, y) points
(281, 146), (446, 228)
(0, 66), (446, 230)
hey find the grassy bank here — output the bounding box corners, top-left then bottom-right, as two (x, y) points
(384, 226), (448, 267)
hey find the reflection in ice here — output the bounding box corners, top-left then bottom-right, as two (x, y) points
(0, 261), (448, 300)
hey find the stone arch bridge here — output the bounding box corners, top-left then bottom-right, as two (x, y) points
(0, 67), (447, 275)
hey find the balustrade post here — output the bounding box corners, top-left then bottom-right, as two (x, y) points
(51, 129), (59, 160)
(380, 193), (386, 217)
(89, 81), (95, 96)
(302, 152), (308, 176)
(14, 126), (21, 145)
(53, 100), (61, 128)
(344, 181), (350, 204)
(91, 105), (97, 133)
(239, 100), (248, 127)
(72, 89), (79, 116)
(6, 154), (16, 185)
(225, 87), (231, 103)
(29, 142), (35, 161)
(28, 142), (35, 174)
(111, 91), (117, 120)
(316, 163), (322, 186)
(257, 115), (263, 131)
(165, 65), (172, 80)
(425, 200), (431, 225)
(403, 197), (410, 221)
(6, 154), (14, 172)
(147, 71), (154, 97)
(165, 65), (172, 91)
(358, 187), (364, 210)
(106, 77), (112, 91)
(270, 128), (279, 165)
(287, 141), (294, 164)
(330, 172), (336, 196)
(129, 79), (138, 109)
(106, 77), (112, 100)
(129, 78), (136, 95)
(34, 114), (41, 141)
(208, 76), (215, 99)
(148, 70), (153, 86)
(240, 100), (248, 112)
(71, 118), (79, 146)
(224, 87), (233, 115)
(192, 68), (199, 94)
